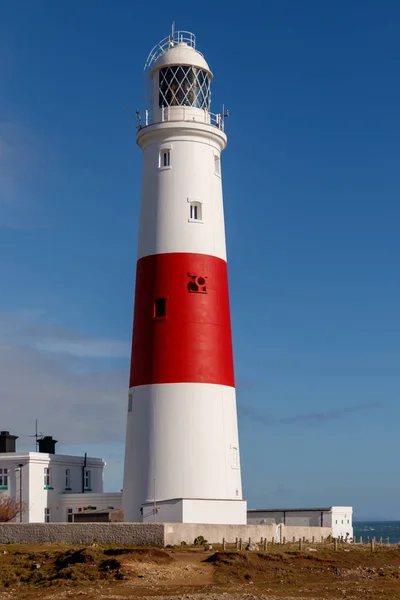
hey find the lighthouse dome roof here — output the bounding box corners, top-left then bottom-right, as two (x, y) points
(150, 43), (212, 79)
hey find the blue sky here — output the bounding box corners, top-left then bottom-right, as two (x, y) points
(1, 0), (399, 519)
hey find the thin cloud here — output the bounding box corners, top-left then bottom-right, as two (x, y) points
(35, 338), (130, 359)
(0, 121), (48, 227)
(0, 310), (129, 446)
(236, 377), (260, 392)
(0, 309), (130, 359)
(278, 402), (382, 425)
(239, 401), (382, 427)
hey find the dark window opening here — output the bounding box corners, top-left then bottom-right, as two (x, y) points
(161, 150), (170, 167)
(154, 298), (167, 318)
(189, 201), (202, 221)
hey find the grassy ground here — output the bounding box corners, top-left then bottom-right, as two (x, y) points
(0, 541), (399, 599)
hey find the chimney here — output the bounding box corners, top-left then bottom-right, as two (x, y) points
(38, 436), (57, 454)
(0, 431), (18, 453)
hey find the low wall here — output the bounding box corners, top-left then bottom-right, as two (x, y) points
(281, 526), (332, 543)
(0, 523), (164, 546)
(163, 523), (332, 546)
(0, 523), (332, 546)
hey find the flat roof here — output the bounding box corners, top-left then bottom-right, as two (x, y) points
(248, 507), (332, 513)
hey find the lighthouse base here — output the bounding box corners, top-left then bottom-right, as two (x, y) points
(141, 498), (247, 525)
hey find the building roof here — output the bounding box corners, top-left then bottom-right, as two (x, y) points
(0, 452), (105, 465)
(248, 507), (332, 513)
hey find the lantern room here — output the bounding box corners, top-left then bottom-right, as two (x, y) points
(143, 30), (222, 127)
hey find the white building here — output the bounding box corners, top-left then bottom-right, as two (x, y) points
(247, 507), (354, 540)
(0, 431), (121, 523)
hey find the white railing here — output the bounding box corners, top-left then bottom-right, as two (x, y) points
(144, 30), (202, 71)
(155, 107), (225, 131)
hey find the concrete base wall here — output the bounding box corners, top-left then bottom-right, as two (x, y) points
(0, 522), (332, 546)
(142, 498), (247, 525)
(163, 523), (332, 546)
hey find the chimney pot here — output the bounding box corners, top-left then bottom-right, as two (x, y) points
(38, 436), (58, 454)
(0, 431), (18, 453)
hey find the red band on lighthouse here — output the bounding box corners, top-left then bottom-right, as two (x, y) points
(129, 252), (235, 388)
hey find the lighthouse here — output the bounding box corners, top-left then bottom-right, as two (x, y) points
(123, 28), (246, 525)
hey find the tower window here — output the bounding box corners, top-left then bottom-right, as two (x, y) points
(214, 154), (221, 176)
(0, 468), (8, 487)
(84, 469), (91, 490)
(189, 201), (202, 221)
(44, 508), (51, 523)
(159, 149), (171, 168)
(128, 394), (133, 412)
(65, 469), (70, 488)
(154, 298), (167, 319)
(44, 467), (51, 487)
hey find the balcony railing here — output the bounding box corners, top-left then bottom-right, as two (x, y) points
(138, 107), (225, 132)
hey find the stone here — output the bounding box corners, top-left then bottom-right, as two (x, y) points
(246, 543), (259, 551)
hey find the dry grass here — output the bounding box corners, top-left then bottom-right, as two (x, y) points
(0, 542), (399, 599)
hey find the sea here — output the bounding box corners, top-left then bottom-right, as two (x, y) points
(354, 521), (400, 544)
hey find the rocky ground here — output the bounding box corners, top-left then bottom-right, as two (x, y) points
(0, 542), (399, 599)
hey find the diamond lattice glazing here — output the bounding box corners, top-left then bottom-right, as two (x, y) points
(159, 66), (211, 110)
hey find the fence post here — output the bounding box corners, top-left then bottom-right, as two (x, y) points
(334, 538), (338, 552)
(222, 538), (226, 552)
(249, 537), (251, 545)
(303, 536), (306, 543)
(321, 536), (324, 544)
(312, 536), (315, 543)
(239, 538), (242, 551)
(263, 538), (267, 552)
(379, 536), (383, 544)
(272, 537), (275, 545)
(299, 538), (303, 551)
(283, 536), (286, 545)
(387, 537), (390, 545)
(292, 536), (295, 544)
(371, 538), (375, 552)
(360, 536), (363, 544)
(235, 537), (238, 550)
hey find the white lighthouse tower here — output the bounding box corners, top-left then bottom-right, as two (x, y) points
(123, 28), (246, 525)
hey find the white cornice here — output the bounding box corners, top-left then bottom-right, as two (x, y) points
(0, 452), (104, 466)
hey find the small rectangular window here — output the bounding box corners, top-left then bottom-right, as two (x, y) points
(160, 149), (171, 168)
(214, 154), (221, 176)
(84, 469), (91, 490)
(347, 519), (349, 524)
(44, 467), (51, 487)
(189, 201), (202, 221)
(128, 394), (133, 412)
(0, 468), (8, 487)
(44, 508), (51, 523)
(65, 469), (70, 488)
(154, 297), (167, 319)
(67, 508), (74, 523)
